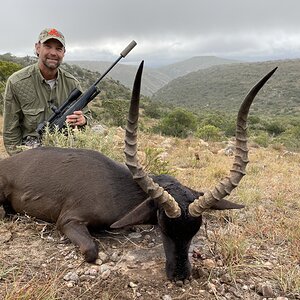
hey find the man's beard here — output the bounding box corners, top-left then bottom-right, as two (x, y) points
(43, 58), (62, 69)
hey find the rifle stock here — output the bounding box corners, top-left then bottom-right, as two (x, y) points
(37, 40), (137, 136)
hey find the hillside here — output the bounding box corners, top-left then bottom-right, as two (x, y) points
(156, 56), (240, 78)
(151, 59), (300, 116)
(0, 53), (131, 102)
(67, 61), (171, 97)
(68, 56), (241, 96)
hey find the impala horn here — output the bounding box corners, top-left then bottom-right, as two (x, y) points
(124, 61), (181, 218)
(188, 67), (277, 217)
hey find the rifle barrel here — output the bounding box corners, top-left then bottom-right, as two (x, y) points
(94, 40), (137, 86)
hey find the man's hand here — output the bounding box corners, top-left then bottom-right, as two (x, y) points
(66, 110), (86, 126)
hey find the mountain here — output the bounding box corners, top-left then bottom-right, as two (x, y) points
(151, 59), (300, 116)
(156, 56), (240, 78)
(67, 61), (170, 97)
(0, 53), (131, 102)
(67, 56), (241, 96)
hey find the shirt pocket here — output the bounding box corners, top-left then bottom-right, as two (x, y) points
(22, 107), (45, 133)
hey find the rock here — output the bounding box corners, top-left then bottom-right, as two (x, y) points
(95, 259), (103, 265)
(0, 229), (12, 243)
(65, 281), (75, 288)
(84, 267), (98, 276)
(64, 251), (77, 260)
(63, 271), (79, 283)
(99, 263), (111, 274)
(220, 273), (231, 284)
(207, 282), (217, 294)
(98, 251), (108, 262)
(202, 258), (216, 268)
(263, 261), (273, 270)
(99, 263), (111, 279)
(91, 124), (107, 133)
(110, 251), (120, 262)
(192, 247), (202, 259)
(257, 282), (275, 298)
(175, 280), (184, 287)
(100, 269), (111, 280)
(128, 232), (142, 239)
(129, 281), (138, 288)
(144, 234), (151, 241)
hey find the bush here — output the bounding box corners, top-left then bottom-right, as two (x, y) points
(198, 112), (236, 137)
(143, 147), (174, 175)
(0, 60), (23, 114)
(100, 99), (130, 127)
(196, 125), (221, 141)
(252, 131), (270, 147)
(144, 101), (163, 119)
(153, 108), (197, 138)
(265, 120), (286, 136)
(273, 125), (300, 150)
(42, 125), (123, 161)
(0, 60), (22, 81)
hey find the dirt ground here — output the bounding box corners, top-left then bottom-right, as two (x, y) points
(0, 131), (299, 299)
(0, 212), (269, 300)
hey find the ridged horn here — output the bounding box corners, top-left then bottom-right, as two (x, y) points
(124, 61), (181, 218)
(188, 67), (277, 217)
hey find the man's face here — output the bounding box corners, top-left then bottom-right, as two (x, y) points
(35, 39), (65, 70)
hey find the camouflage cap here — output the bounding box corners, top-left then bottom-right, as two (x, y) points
(38, 28), (65, 47)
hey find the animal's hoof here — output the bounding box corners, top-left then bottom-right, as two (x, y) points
(83, 247), (98, 263)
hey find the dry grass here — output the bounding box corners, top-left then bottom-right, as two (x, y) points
(0, 126), (300, 298)
(1, 268), (63, 300)
(138, 132), (300, 296)
(127, 129), (300, 295)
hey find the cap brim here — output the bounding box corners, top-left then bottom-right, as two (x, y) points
(40, 37), (65, 47)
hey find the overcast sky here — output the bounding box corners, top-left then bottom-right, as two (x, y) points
(1, 0), (300, 67)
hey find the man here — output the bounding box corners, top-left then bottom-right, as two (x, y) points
(3, 28), (90, 155)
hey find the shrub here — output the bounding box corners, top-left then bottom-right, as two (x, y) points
(196, 124), (221, 141)
(100, 99), (130, 127)
(252, 131), (270, 147)
(153, 108), (197, 138)
(265, 120), (286, 136)
(143, 147), (174, 175)
(42, 125), (123, 162)
(0, 60), (23, 114)
(144, 101), (163, 119)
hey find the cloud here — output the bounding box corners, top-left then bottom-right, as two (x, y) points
(1, 0), (300, 66)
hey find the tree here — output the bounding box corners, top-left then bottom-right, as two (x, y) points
(0, 60), (22, 81)
(0, 60), (22, 114)
(155, 108), (197, 138)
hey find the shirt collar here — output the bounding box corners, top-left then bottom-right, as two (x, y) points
(34, 63), (60, 84)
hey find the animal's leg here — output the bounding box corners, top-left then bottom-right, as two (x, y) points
(59, 220), (98, 262)
(0, 184), (8, 218)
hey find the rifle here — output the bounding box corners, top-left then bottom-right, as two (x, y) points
(36, 40), (137, 136)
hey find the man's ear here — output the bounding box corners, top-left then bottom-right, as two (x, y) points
(35, 42), (40, 56)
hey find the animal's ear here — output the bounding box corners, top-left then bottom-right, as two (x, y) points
(210, 199), (245, 210)
(187, 187), (244, 210)
(110, 198), (157, 229)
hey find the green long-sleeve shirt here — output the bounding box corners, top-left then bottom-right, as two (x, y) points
(3, 63), (91, 155)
